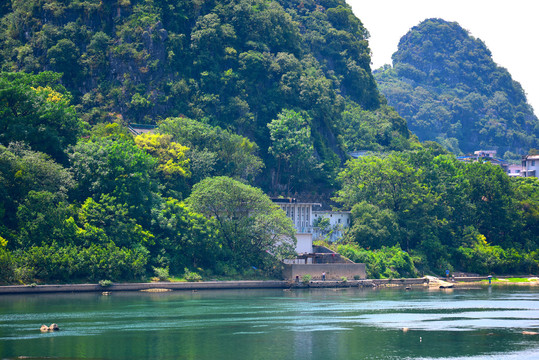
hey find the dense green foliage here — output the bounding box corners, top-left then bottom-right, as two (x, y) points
(186, 176), (296, 274)
(0, 5), (537, 284)
(0, 74), (297, 283)
(335, 149), (539, 276)
(0, 0), (412, 192)
(374, 19), (539, 157)
(0, 72), (83, 163)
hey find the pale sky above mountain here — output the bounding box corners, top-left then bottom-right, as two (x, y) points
(348, 0), (539, 116)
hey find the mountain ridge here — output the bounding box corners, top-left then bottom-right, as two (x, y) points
(374, 18), (539, 158)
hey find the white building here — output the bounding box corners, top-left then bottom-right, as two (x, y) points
(272, 198), (350, 253)
(312, 210), (351, 242)
(522, 154), (539, 178)
(273, 199), (319, 253)
(505, 164), (522, 177)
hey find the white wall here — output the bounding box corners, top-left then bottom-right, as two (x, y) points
(295, 233), (313, 254)
(313, 211), (350, 227)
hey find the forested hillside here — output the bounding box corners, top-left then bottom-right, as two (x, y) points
(0, 0), (410, 192)
(1, 4), (538, 284)
(374, 18), (539, 158)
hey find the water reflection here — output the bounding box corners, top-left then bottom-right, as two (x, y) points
(0, 287), (538, 359)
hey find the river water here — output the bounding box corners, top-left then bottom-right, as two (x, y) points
(0, 286), (538, 360)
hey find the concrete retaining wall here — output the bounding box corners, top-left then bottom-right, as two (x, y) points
(0, 277), (432, 294)
(0, 281), (287, 295)
(283, 263), (366, 280)
(302, 278), (428, 288)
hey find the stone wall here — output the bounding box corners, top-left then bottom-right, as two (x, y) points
(283, 263), (366, 280)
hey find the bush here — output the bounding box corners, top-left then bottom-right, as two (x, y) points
(153, 267), (170, 281)
(301, 274), (312, 284)
(336, 243), (418, 279)
(0, 248), (15, 284)
(13, 266), (36, 284)
(99, 279), (113, 287)
(13, 242), (149, 282)
(184, 268), (202, 282)
(341, 276), (348, 282)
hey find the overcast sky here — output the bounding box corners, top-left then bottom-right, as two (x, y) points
(347, 0), (539, 116)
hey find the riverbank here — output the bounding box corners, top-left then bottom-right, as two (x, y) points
(0, 276), (536, 295)
(0, 278), (428, 294)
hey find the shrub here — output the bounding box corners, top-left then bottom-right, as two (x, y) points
(341, 276), (348, 282)
(153, 267), (170, 281)
(0, 248), (15, 284)
(184, 268), (202, 282)
(301, 274), (312, 284)
(99, 279), (113, 287)
(13, 242), (149, 282)
(336, 243), (418, 279)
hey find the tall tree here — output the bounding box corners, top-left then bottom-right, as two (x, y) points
(68, 138), (158, 226)
(268, 109), (316, 191)
(186, 176), (295, 270)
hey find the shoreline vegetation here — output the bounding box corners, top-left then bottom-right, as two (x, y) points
(0, 276), (537, 295)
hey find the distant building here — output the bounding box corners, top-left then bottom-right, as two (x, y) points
(272, 198), (319, 254)
(457, 150), (506, 166)
(473, 150), (497, 158)
(271, 198), (350, 253)
(272, 198), (363, 280)
(127, 124), (157, 136)
(521, 154), (539, 177)
(312, 210), (350, 242)
(505, 164), (522, 177)
(349, 150), (369, 159)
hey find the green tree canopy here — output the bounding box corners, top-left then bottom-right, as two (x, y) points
(267, 109), (317, 190)
(0, 72), (83, 163)
(68, 137), (158, 225)
(157, 117), (263, 184)
(186, 176), (296, 271)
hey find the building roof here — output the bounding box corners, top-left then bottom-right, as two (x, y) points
(128, 124), (157, 136)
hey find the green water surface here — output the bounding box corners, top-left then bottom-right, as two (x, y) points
(0, 286), (538, 360)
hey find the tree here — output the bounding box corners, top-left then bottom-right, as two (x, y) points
(267, 109), (316, 190)
(68, 138), (157, 225)
(186, 176), (295, 271)
(462, 162), (519, 247)
(344, 201), (400, 249)
(135, 133), (191, 198)
(47, 39), (81, 84)
(157, 117), (263, 183)
(153, 198), (219, 274)
(76, 194), (154, 249)
(0, 143), (74, 231)
(15, 190), (77, 250)
(0, 72), (83, 163)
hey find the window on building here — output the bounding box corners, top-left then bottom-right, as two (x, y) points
(532, 160), (536, 166)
